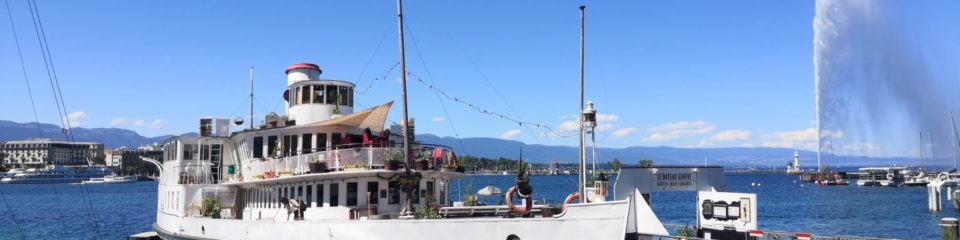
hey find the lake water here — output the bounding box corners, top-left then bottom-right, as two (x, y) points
(0, 173), (955, 239)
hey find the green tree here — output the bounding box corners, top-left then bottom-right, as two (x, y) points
(638, 159), (654, 167)
(609, 158), (622, 172)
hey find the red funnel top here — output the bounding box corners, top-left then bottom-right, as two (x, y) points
(285, 63), (321, 74)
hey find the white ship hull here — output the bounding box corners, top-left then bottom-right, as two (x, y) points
(155, 200), (630, 240)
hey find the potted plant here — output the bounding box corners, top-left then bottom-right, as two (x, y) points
(252, 174), (265, 180)
(440, 163), (457, 172)
(279, 170), (295, 177)
(263, 171), (276, 179)
(515, 163), (533, 197)
(384, 149), (403, 170)
(414, 154), (429, 171)
(309, 158), (327, 173)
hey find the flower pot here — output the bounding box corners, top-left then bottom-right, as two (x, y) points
(440, 167), (455, 172)
(384, 161), (401, 170)
(309, 162), (327, 173)
(264, 171), (276, 179)
(414, 161), (429, 171)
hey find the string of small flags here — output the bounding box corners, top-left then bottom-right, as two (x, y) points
(358, 62), (401, 95)
(407, 71), (576, 138)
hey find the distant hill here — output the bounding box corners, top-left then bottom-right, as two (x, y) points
(414, 134), (916, 167)
(0, 120), (916, 167)
(0, 120), (178, 148)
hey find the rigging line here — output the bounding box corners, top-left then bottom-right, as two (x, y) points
(358, 62), (399, 95)
(406, 71), (574, 138)
(26, 0), (67, 140)
(441, 32), (545, 144)
(402, 22), (468, 155)
(355, 19), (396, 90)
(5, 0), (42, 138)
(29, 0), (74, 143)
(0, 186), (26, 240)
(77, 183), (102, 240)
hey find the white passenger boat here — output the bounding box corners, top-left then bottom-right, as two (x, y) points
(147, 3), (659, 239)
(854, 167), (907, 186)
(81, 175), (138, 184)
(0, 165), (113, 184)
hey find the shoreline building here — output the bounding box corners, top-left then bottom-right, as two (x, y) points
(106, 145), (164, 170)
(0, 139), (105, 168)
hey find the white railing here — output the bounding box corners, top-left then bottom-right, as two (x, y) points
(235, 145), (455, 182)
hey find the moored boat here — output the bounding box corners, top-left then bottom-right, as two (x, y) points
(81, 175), (138, 184)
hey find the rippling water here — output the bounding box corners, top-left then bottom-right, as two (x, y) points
(0, 173), (955, 239)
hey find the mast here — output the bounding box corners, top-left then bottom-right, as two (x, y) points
(930, 129), (935, 172)
(919, 132), (923, 171)
(397, 0), (411, 169)
(952, 112), (959, 170)
(249, 66), (254, 130)
(578, 5), (588, 202)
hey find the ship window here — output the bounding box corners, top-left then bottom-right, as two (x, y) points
(346, 182), (358, 206)
(283, 135), (292, 157)
(313, 85), (323, 104)
(317, 133), (328, 151)
(332, 133), (342, 148)
(291, 136), (298, 155)
(367, 181), (379, 204)
(316, 184), (325, 207)
(284, 187), (289, 201)
(301, 85), (311, 104)
(329, 183), (340, 207)
(348, 87), (353, 107)
(439, 181), (446, 205)
(201, 144), (210, 160)
(302, 134), (313, 154)
(426, 181), (435, 204)
(277, 187), (282, 208)
(253, 137), (263, 158)
(338, 86), (349, 107)
(298, 186), (304, 200)
(306, 185), (313, 207)
(182, 144), (197, 160)
(326, 85), (337, 105)
(267, 136), (278, 157)
(294, 86), (301, 105)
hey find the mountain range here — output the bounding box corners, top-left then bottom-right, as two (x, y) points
(0, 120), (918, 167)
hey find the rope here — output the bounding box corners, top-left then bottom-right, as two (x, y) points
(354, 18), (396, 95)
(406, 71), (575, 138)
(4, 0), (42, 138)
(402, 22), (469, 156)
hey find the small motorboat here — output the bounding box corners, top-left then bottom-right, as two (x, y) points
(81, 175), (137, 184)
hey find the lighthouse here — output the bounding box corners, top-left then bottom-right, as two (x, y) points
(787, 150), (802, 174)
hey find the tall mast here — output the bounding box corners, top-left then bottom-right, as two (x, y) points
(249, 66), (255, 130)
(578, 5), (588, 202)
(919, 131), (923, 171)
(397, 0), (411, 169)
(951, 112), (959, 170)
(930, 129), (935, 172)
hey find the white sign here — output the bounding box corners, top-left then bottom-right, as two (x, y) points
(697, 191), (757, 232)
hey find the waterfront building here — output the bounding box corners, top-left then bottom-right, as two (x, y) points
(0, 139), (104, 168)
(106, 146), (164, 169)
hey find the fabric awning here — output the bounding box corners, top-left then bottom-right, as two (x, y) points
(301, 101), (394, 131)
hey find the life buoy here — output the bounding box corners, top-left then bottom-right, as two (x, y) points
(562, 192), (581, 212)
(505, 186), (532, 214)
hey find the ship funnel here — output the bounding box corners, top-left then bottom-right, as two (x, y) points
(286, 63), (321, 86)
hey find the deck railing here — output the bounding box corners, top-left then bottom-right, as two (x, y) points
(236, 144), (455, 181)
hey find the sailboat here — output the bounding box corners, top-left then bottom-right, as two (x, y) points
(146, 3), (654, 240)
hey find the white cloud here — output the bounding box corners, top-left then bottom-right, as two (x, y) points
(558, 120), (579, 131)
(149, 119), (164, 129)
(500, 129), (522, 139)
(65, 111), (87, 126)
(110, 118), (127, 126)
(613, 127), (637, 138)
(432, 117), (445, 123)
(132, 119), (146, 127)
(760, 128), (819, 150)
(642, 120), (716, 142)
(698, 129), (752, 146)
(596, 114), (619, 123)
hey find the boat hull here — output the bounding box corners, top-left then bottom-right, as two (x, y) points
(155, 200), (630, 240)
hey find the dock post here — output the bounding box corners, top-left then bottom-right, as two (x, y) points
(942, 218), (958, 240)
(931, 185), (943, 212)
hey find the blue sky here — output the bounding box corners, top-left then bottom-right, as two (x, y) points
(1, 1), (951, 155)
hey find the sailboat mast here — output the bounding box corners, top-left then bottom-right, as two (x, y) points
(578, 5), (588, 203)
(397, 0), (412, 169)
(920, 132), (923, 171)
(952, 112), (959, 170)
(930, 129), (935, 172)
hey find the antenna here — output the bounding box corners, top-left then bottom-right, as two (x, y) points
(249, 66), (254, 130)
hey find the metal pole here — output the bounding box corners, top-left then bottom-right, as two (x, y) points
(249, 66), (254, 130)
(932, 129), (936, 172)
(952, 112), (958, 171)
(578, 5), (588, 203)
(397, 0), (411, 170)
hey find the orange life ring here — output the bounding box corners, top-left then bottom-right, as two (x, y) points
(505, 186), (532, 214)
(562, 192), (581, 212)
